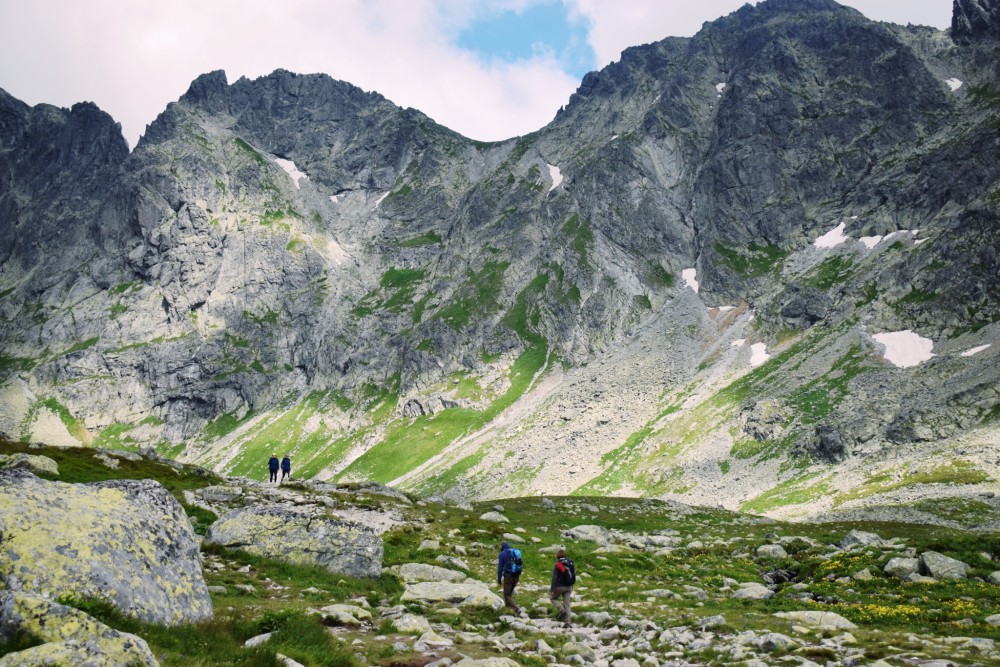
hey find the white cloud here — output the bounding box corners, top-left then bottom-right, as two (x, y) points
(0, 0), (952, 149)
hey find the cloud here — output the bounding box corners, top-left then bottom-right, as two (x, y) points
(0, 0), (952, 149)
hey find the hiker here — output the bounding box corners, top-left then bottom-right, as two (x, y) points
(497, 541), (523, 614)
(280, 454), (291, 481)
(550, 548), (576, 626)
(268, 454), (279, 483)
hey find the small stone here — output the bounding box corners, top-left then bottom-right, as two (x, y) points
(418, 539), (441, 551)
(244, 632), (273, 648)
(479, 511), (509, 523)
(986, 571), (1000, 585)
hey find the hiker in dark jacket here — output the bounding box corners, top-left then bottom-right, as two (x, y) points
(268, 454), (279, 483)
(280, 455), (291, 481)
(550, 548), (575, 625)
(497, 541), (521, 614)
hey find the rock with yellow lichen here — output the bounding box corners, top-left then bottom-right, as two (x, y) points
(206, 505), (383, 578)
(0, 469), (213, 625)
(0, 453), (58, 477)
(0, 591), (158, 667)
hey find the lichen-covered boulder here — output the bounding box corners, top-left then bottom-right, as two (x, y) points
(0, 453), (58, 477)
(774, 610), (858, 630)
(390, 562), (466, 583)
(562, 524), (610, 545)
(884, 557), (920, 579)
(0, 591), (158, 667)
(206, 505), (383, 578)
(0, 470), (212, 625)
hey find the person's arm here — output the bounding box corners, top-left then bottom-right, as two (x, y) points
(497, 552), (506, 584)
(551, 565), (558, 591)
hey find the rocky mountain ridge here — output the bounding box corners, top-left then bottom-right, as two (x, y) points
(0, 0), (999, 515)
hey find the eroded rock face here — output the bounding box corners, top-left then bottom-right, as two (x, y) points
(205, 505), (383, 578)
(0, 591), (158, 667)
(952, 0), (1000, 43)
(0, 470), (212, 625)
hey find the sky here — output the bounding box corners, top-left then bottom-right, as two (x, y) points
(0, 1), (952, 149)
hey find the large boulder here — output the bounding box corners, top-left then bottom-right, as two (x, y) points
(391, 562), (466, 583)
(919, 551), (969, 580)
(0, 470), (212, 625)
(884, 557), (920, 579)
(774, 610), (858, 630)
(0, 591), (158, 667)
(839, 530), (883, 549)
(206, 505), (383, 578)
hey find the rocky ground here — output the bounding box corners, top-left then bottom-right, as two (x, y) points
(1, 441), (999, 666)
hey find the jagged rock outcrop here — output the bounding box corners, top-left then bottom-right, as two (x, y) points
(205, 505), (383, 578)
(952, 0), (1000, 43)
(0, 470), (213, 624)
(0, 0), (998, 512)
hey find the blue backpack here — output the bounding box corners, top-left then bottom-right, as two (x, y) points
(508, 548), (524, 575)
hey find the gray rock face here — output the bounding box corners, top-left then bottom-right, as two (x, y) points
(205, 505), (383, 578)
(952, 0), (1000, 43)
(839, 530), (884, 549)
(0, 470), (212, 625)
(1, 0), (999, 512)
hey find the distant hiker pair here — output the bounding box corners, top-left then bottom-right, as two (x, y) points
(497, 542), (575, 624)
(268, 454), (291, 482)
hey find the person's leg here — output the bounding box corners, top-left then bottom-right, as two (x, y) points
(503, 575), (519, 611)
(561, 588), (572, 624)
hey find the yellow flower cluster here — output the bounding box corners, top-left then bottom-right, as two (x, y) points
(851, 603), (923, 624)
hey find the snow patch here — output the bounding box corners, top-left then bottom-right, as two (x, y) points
(682, 268), (699, 293)
(859, 235), (883, 249)
(914, 238), (929, 245)
(716, 82), (726, 93)
(547, 164), (563, 192)
(611, 134), (619, 141)
(326, 239), (349, 265)
(373, 191), (390, 209)
(717, 306), (736, 312)
(872, 330), (935, 368)
(275, 158), (307, 189)
(330, 195), (340, 204)
(960, 344), (991, 357)
(946, 78), (963, 91)
(731, 339), (745, 347)
(814, 222), (849, 248)
(749, 343), (770, 367)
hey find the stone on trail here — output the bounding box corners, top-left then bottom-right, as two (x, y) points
(0, 591), (158, 667)
(884, 557), (920, 579)
(205, 505), (383, 578)
(920, 551), (969, 580)
(393, 613), (432, 634)
(400, 580), (503, 610)
(774, 611), (858, 630)
(0, 470), (212, 624)
(479, 511), (509, 523)
(455, 658), (521, 667)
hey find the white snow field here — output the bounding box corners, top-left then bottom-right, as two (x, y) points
(814, 221), (849, 248)
(872, 330), (935, 368)
(547, 164), (563, 192)
(960, 344), (991, 357)
(859, 235), (883, 249)
(274, 158), (307, 188)
(749, 343), (770, 367)
(682, 268), (699, 293)
(946, 77), (963, 91)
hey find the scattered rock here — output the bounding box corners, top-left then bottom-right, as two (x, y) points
(732, 583), (773, 600)
(756, 544), (788, 559)
(393, 613), (432, 634)
(774, 611), (857, 630)
(399, 580), (503, 610)
(391, 562), (466, 583)
(988, 571), (1000, 585)
(562, 524), (610, 545)
(479, 511), (509, 523)
(317, 604), (372, 625)
(839, 530), (883, 548)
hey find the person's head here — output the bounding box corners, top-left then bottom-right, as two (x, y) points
(284, 454), (289, 458)
(501, 541), (510, 551)
(271, 453), (277, 457)
(556, 548), (566, 559)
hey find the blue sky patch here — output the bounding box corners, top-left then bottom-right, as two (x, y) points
(456, 1), (596, 80)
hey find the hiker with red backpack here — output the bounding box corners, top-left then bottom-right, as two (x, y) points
(497, 541), (524, 614)
(550, 548), (576, 626)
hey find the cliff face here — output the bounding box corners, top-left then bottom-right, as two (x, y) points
(1, 0), (998, 513)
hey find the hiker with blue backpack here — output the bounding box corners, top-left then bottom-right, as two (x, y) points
(497, 541), (524, 614)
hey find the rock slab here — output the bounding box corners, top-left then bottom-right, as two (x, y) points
(206, 505), (383, 578)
